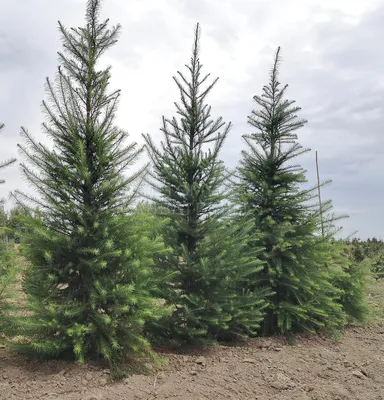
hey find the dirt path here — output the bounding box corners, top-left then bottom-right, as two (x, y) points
(0, 325), (383, 400)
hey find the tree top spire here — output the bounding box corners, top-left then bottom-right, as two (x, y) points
(86, 0), (102, 24)
(192, 23), (201, 62)
(270, 46), (282, 83)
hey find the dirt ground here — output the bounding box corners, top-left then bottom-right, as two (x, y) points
(0, 326), (382, 399)
(1, 280), (383, 400)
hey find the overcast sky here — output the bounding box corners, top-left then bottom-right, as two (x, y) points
(0, 0), (383, 239)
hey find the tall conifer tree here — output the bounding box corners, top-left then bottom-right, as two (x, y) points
(237, 48), (347, 337)
(143, 24), (266, 343)
(12, 0), (165, 375)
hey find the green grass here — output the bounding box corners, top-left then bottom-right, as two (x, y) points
(367, 278), (384, 326)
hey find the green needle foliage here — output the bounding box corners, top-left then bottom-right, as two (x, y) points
(12, 0), (165, 376)
(237, 47), (349, 338)
(0, 123), (17, 338)
(0, 223), (17, 339)
(143, 24), (266, 345)
(333, 243), (370, 325)
(348, 237), (384, 280)
(6, 204), (28, 243)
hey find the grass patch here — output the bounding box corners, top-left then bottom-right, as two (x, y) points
(367, 278), (384, 326)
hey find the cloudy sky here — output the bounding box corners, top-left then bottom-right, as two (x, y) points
(0, 0), (383, 239)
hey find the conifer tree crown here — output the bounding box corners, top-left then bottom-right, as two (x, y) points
(237, 47), (347, 336)
(143, 24), (266, 343)
(12, 0), (163, 375)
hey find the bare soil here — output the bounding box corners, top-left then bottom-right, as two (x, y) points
(0, 325), (382, 400)
(1, 278), (383, 400)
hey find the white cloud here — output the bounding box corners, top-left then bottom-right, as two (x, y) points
(0, 0), (383, 238)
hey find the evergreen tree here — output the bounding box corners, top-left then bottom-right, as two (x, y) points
(362, 238), (384, 279)
(237, 47), (348, 338)
(6, 204), (29, 243)
(12, 0), (165, 376)
(0, 205), (8, 237)
(332, 241), (370, 324)
(143, 24), (266, 344)
(346, 238), (365, 263)
(0, 123), (17, 337)
(371, 248), (384, 280)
